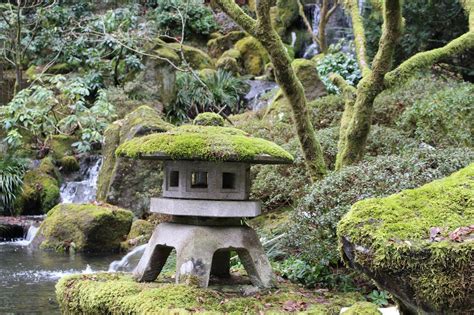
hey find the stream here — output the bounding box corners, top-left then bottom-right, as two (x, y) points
(0, 156), (144, 314)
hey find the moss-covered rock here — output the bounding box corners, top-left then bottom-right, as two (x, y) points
(121, 219), (154, 250)
(116, 124), (294, 163)
(270, 0), (299, 36)
(56, 273), (364, 314)
(216, 56), (241, 74)
(234, 36), (270, 76)
(337, 164), (474, 314)
(265, 59), (326, 119)
(341, 302), (381, 315)
(32, 203), (133, 253)
(207, 31), (246, 58)
(15, 158), (60, 215)
(59, 156), (80, 173)
(96, 106), (173, 217)
(166, 43), (215, 70)
(48, 135), (76, 161)
(292, 58), (327, 101)
(193, 112), (225, 127)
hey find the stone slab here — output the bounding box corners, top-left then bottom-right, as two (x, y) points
(150, 198), (261, 217)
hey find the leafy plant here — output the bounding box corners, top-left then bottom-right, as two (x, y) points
(168, 70), (249, 122)
(367, 290), (389, 307)
(0, 157), (27, 215)
(316, 42), (362, 94)
(1, 75), (116, 154)
(151, 0), (219, 36)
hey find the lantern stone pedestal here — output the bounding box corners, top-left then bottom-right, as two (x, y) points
(117, 114), (294, 289)
(133, 221), (274, 288)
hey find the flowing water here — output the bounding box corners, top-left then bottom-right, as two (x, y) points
(0, 155), (143, 313)
(60, 157), (102, 204)
(244, 80), (279, 111)
(0, 238), (124, 313)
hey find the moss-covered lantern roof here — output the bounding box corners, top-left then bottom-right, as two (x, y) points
(115, 124), (294, 164)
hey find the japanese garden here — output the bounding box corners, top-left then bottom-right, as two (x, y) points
(0, 0), (472, 314)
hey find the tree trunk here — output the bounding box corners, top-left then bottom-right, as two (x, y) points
(258, 29), (327, 180)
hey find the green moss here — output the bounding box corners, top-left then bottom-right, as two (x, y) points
(337, 164), (474, 312)
(15, 158), (60, 215)
(116, 125), (294, 163)
(234, 36), (270, 76)
(96, 122), (121, 202)
(216, 56), (240, 74)
(60, 156), (80, 173)
(207, 31), (246, 58)
(56, 273), (364, 314)
(221, 48), (241, 59)
(341, 302), (381, 315)
(165, 43), (215, 70)
(35, 203), (133, 253)
(122, 219), (154, 250)
(119, 105), (173, 141)
(193, 112), (225, 127)
(270, 0), (299, 36)
(48, 135), (76, 161)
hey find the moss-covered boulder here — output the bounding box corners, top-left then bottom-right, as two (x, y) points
(15, 158), (60, 215)
(165, 43), (215, 70)
(193, 112), (225, 127)
(337, 164), (474, 314)
(31, 203), (133, 253)
(59, 156), (80, 173)
(121, 219), (154, 250)
(96, 106), (173, 217)
(56, 273), (364, 314)
(207, 31), (246, 58)
(47, 135), (76, 161)
(270, 0), (299, 36)
(292, 59), (327, 101)
(234, 36), (270, 76)
(341, 302), (382, 315)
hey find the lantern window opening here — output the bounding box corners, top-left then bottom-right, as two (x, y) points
(222, 172), (236, 190)
(169, 170), (180, 187)
(191, 171), (208, 189)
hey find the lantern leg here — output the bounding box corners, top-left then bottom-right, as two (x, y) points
(175, 244), (214, 287)
(133, 226), (173, 282)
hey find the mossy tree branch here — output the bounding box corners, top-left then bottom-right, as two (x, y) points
(336, 0), (402, 169)
(342, 0), (371, 76)
(215, 0), (327, 181)
(385, 3), (474, 87)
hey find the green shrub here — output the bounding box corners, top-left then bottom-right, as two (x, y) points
(397, 82), (474, 147)
(0, 157), (27, 215)
(316, 42), (361, 94)
(373, 70), (465, 126)
(168, 70), (249, 123)
(151, 0), (218, 36)
(285, 147), (474, 282)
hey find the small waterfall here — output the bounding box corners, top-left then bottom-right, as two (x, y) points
(303, 4), (322, 59)
(108, 244), (147, 272)
(290, 32), (297, 47)
(4, 224), (40, 246)
(60, 157), (102, 204)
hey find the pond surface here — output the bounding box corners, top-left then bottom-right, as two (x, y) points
(0, 241), (124, 314)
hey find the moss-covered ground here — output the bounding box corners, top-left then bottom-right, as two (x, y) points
(56, 273), (365, 314)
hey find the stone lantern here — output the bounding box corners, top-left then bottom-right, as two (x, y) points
(116, 113), (293, 288)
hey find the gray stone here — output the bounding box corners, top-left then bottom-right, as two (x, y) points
(133, 222), (275, 288)
(151, 198), (261, 217)
(162, 161), (250, 200)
